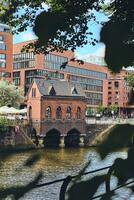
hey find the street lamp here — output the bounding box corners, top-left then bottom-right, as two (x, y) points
(116, 94), (121, 122)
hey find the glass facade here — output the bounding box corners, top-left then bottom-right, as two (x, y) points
(85, 92), (103, 105)
(13, 52), (35, 69)
(13, 71), (20, 86)
(13, 52), (35, 61)
(70, 75), (103, 92)
(0, 53), (6, 68)
(24, 69), (64, 94)
(45, 54), (107, 79)
(45, 54), (68, 66)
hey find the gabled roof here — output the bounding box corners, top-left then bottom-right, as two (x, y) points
(33, 78), (85, 97)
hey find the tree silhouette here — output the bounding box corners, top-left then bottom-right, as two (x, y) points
(0, 0), (133, 71)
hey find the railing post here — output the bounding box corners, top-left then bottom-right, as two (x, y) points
(105, 165), (114, 193)
(59, 175), (72, 200)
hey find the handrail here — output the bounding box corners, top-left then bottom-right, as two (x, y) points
(34, 165), (111, 188)
(32, 164), (134, 200)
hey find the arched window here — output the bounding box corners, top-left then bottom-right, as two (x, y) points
(76, 107), (81, 119)
(66, 106), (72, 119)
(56, 106), (62, 119)
(45, 106), (52, 119)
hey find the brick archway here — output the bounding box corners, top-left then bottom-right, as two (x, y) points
(44, 128), (61, 147)
(65, 128), (81, 147)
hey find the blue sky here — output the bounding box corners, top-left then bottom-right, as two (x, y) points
(13, 10), (108, 59)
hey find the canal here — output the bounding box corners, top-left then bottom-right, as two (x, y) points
(0, 148), (132, 199)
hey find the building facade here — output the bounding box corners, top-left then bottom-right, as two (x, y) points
(27, 78), (86, 147)
(13, 40), (108, 108)
(13, 40), (132, 111)
(0, 23), (12, 81)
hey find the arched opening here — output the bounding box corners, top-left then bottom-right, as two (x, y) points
(56, 106), (62, 119)
(76, 107), (81, 119)
(43, 129), (61, 148)
(45, 106), (52, 119)
(65, 129), (80, 147)
(66, 106), (72, 119)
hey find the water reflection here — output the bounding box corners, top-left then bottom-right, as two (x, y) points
(0, 148), (128, 200)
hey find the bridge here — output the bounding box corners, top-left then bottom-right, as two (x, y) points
(33, 119), (86, 148)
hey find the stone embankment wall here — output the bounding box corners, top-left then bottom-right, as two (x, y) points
(85, 124), (110, 146)
(0, 126), (35, 150)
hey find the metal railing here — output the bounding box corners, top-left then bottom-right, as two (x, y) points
(31, 164), (134, 200)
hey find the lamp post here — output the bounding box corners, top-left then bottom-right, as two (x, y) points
(116, 94), (120, 122)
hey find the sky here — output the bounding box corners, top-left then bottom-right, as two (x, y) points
(13, 9), (108, 59)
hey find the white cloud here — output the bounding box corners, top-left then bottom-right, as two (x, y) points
(75, 45), (105, 60)
(21, 32), (37, 41)
(93, 45), (105, 57)
(13, 30), (37, 44)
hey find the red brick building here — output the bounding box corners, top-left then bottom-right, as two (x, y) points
(27, 78), (86, 147)
(13, 40), (108, 108)
(13, 40), (132, 113)
(107, 70), (132, 116)
(0, 23), (12, 81)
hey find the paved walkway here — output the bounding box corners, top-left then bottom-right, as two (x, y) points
(85, 117), (134, 125)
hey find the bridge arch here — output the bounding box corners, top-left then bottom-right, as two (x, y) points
(65, 128), (81, 147)
(44, 128), (61, 148)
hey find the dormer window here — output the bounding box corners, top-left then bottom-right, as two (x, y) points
(72, 87), (78, 95)
(49, 86), (56, 96)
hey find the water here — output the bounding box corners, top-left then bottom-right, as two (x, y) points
(0, 148), (133, 199)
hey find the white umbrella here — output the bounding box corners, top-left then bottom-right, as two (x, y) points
(8, 107), (20, 114)
(18, 108), (27, 114)
(0, 106), (10, 114)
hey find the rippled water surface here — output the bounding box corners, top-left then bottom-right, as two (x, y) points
(0, 148), (132, 199)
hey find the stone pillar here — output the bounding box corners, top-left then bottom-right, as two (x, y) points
(59, 136), (65, 148)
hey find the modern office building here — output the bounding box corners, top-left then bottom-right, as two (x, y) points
(13, 40), (108, 108)
(0, 23), (12, 81)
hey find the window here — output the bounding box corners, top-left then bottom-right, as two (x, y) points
(32, 88), (36, 97)
(13, 52), (35, 62)
(0, 53), (6, 59)
(76, 107), (81, 119)
(0, 36), (4, 41)
(0, 61), (5, 68)
(72, 87), (78, 95)
(56, 107), (62, 119)
(45, 54), (107, 79)
(0, 43), (6, 50)
(45, 106), (52, 119)
(49, 86), (56, 96)
(115, 81), (119, 88)
(0, 72), (11, 78)
(66, 106), (72, 119)
(13, 72), (20, 86)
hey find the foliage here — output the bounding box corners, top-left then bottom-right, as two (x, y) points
(96, 105), (105, 114)
(0, 117), (12, 127)
(0, 0), (133, 71)
(107, 104), (118, 113)
(0, 0), (101, 54)
(124, 72), (134, 88)
(0, 80), (24, 107)
(85, 107), (95, 117)
(67, 124), (134, 200)
(124, 73), (134, 104)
